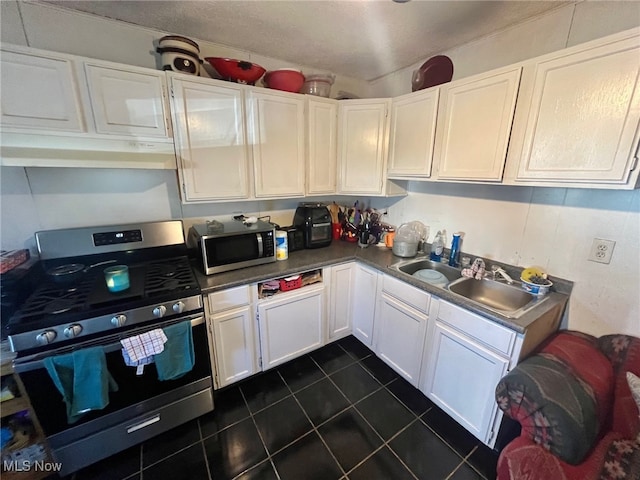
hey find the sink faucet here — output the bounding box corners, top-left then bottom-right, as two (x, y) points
(490, 265), (514, 284)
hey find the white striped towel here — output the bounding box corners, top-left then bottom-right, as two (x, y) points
(120, 329), (168, 363)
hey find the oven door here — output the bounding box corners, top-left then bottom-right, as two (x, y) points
(14, 314), (213, 475)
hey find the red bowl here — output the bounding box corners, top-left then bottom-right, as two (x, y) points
(204, 57), (265, 84)
(263, 69), (305, 93)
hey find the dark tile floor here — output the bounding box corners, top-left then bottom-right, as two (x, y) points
(66, 335), (499, 480)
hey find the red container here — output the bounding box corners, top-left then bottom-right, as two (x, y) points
(279, 275), (302, 292)
(204, 57), (265, 84)
(263, 69), (305, 93)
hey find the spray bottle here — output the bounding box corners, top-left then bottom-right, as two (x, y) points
(430, 231), (444, 262)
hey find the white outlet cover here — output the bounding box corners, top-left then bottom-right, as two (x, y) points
(588, 238), (616, 264)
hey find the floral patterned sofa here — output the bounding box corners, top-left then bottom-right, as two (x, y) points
(495, 331), (640, 480)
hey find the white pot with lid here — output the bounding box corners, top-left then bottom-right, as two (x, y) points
(157, 35), (201, 76)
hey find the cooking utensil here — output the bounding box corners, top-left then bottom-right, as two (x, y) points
(412, 55), (454, 92)
(47, 260), (117, 284)
(157, 35), (201, 76)
(392, 240), (419, 258)
(204, 57), (266, 84)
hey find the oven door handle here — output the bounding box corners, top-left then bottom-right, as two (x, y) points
(13, 314), (204, 373)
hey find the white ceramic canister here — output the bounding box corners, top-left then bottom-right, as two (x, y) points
(276, 231), (288, 260)
(157, 35), (201, 76)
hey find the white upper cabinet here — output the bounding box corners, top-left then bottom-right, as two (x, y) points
(170, 76), (251, 202)
(247, 89), (306, 198)
(1, 48), (84, 132)
(387, 88), (439, 178)
(306, 96), (338, 195)
(434, 67), (521, 181)
(337, 99), (391, 195)
(84, 63), (169, 138)
(508, 29), (640, 188)
(0, 44), (175, 169)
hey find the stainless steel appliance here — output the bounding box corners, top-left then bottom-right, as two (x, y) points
(187, 219), (276, 275)
(6, 221), (213, 476)
(292, 203), (332, 249)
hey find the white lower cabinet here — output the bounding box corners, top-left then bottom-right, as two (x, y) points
(206, 286), (259, 389)
(374, 277), (431, 386)
(257, 284), (325, 370)
(420, 300), (520, 447)
(328, 263), (355, 340)
(351, 264), (379, 347)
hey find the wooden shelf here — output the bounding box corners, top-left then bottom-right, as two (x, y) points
(1, 366), (54, 480)
(1, 396), (29, 418)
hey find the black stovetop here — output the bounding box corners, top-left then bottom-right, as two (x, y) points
(6, 256), (199, 335)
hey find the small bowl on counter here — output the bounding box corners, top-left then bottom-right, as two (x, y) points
(520, 277), (553, 296)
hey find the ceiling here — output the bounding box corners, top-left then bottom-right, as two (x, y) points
(42, 0), (571, 80)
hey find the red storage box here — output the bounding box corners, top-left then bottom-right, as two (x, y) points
(279, 275), (302, 292)
(0, 249), (30, 274)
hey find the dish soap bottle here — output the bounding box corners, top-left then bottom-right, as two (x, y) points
(448, 232), (461, 267)
(430, 231), (444, 262)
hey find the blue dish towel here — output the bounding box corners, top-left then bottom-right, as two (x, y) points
(44, 346), (118, 424)
(155, 321), (195, 381)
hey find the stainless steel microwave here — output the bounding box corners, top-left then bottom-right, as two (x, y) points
(187, 220), (276, 274)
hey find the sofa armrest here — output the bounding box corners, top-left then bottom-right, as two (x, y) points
(496, 332), (614, 465)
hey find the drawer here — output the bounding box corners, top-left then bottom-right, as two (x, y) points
(208, 285), (250, 313)
(383, 275), (430, 314)
(436, 300), (515, 356)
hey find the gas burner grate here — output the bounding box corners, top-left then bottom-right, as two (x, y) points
(9, 275), (96, 325)
(144, 257), (198, 296)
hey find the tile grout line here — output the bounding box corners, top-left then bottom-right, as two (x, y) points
(318, 343), (421, 479)
(276, 366), (348, 478)
(235, 384), (283, 480)
(196, 417), (214, 480)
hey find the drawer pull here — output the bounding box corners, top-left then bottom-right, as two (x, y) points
(127, 415), (160, 434)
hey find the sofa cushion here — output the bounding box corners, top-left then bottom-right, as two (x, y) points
(597, 335), (640, 439)
(496, 332), (614, 465)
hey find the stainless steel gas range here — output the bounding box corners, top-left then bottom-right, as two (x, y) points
(5, 221), (213, 476)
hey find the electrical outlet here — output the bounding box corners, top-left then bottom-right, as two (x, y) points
(588, 238), (615, 264)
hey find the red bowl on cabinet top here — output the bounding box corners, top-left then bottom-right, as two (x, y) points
(204, 57), (265, 84)
(263, 69), (305, 93)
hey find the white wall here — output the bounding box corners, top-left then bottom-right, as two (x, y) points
(1, 1), (639, 337)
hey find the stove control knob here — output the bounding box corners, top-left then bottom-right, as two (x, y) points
(172, 301), (185, 314)
(63, 324), (83, 338)
(36, 330), (57, 345)
(153, 305), (167, 318)
(111, 314), (127, 327)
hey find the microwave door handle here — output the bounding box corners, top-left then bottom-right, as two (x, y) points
(256, 233), (263, 257)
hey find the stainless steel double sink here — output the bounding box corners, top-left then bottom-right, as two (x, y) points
(390, 258), (547, 318)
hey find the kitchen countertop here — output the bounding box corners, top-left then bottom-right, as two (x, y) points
(193, 241), (572, 334)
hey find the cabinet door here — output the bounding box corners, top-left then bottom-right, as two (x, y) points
(328, 263), (355, 340)
(337, 99), (390, 194)
(0, 49), (84, 132)
(248, 90), (305, 198)
(307, 97), (338, 195)
(84, 63), (169, 138)
(171, 77), (250, 202)
(435, 68), (521, 181)
(352, 265), (378, 347)
(387, 88), (439, 178)
(423, 321), (509, 446)
(210, 305), (258, 388)
(374, 293), (428, 386)
(258, 285), (325, 370)
(515, 35), (640, 184)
